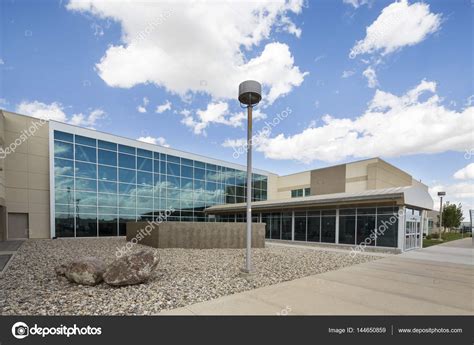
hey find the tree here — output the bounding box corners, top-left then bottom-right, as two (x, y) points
(441, 203), (464, 231)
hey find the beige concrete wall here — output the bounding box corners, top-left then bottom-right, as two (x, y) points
(266, 173), (279, 200)
(273, 171), (310, 199)
(1, 110), (50, 239)
(127, 221), (266, 249)
(310, 165), (346, 195)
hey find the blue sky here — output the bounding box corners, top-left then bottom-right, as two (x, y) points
(0, 0), (473, 215)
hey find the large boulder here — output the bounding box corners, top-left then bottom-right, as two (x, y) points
(103, 250), (159, 286)
(59, 257), (106, 286)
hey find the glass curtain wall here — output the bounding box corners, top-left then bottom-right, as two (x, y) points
(53, 130), (268, 237)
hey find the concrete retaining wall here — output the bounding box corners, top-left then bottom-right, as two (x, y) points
(126, 221), (265, 249)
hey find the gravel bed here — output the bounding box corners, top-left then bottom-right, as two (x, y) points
(0, 238), (379, 315)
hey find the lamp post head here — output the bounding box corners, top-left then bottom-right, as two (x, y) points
(437, 191), (446, 196)
(238, 80), (262, 106)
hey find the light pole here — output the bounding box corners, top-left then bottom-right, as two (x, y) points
(238, 80), (262, 274)
(438, 191), (446, 241)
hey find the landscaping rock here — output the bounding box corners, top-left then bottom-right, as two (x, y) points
(63, 257), (106, 286)
(103, 250), (159, 286)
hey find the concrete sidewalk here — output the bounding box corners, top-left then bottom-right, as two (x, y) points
(161, 238), (473, 315)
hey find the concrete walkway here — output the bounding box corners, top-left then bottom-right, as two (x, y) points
(0, 240), (24, 273)
(161, 238), (473, 315)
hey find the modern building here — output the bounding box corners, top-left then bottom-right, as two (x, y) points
(0, 110), (433, 252)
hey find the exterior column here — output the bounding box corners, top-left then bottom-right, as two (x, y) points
(335, 208), (340, 244)
(397, 206), (406, 251)
(291, 210), (295, 241)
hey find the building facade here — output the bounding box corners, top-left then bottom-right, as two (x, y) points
(0, 110), (434, 252)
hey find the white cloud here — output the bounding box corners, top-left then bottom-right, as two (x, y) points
(136, 97), (149, 113)
(16, 100), (106, 128)
(429, 182), (474, 219)
(137, 136), (170, 147)
(343, 0), (370, 9)
(155, 100), (172, 114)
(454, 163), (474, 180)
(179, 102), (266, 136)
(350, 0), (441, 58)
(66, 0), (307, 105)
(341, 70), (355, 78)
(363, 66), (378, 88)
(233, 80), (474, 163)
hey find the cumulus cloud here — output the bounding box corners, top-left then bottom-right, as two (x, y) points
(229, 80), (474, 163)
(155, 100), (172, 114)
(66, 0), (307, 105)
(350, 0), (441, 58)
(454, 163), (474, 180)
(429, 182), (474, 219)
(136, 97), (149, 113)
(137, 136), (170, 147)
(179, 102), (266, 136)
(16, 100), (106, 128)
(363, 66), (378, 88)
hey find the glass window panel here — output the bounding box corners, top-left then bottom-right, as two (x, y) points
(194, 179), (205, 190)
(75, 145), (96, 163)
(54, 130), (73, 143)
(322, 210), (336, 216)
(75, 135), (96, 147)
(181, 165), (193, 179)
(75, 161), (97, 179)
(119, 183), (136, 195)
(206, 163), (216, 171)
(376, 215), (398, 247)
(167, 163), (180, 176)
(181, 178), (193, 190)
(160, 161), (167, 174)
(98, 181), (116, 193)
(137, 171), (153, 186)
(377, 206), (397, 215)
(307, 216), (320, 242)
(321, 216), (336, 243)
(118, 144), (135, 155)
(98, 140), (117, 151)
(75, 191), (97, 206)
(55, 158), (74, 176)
(54, 141), (73, 159)
(339, 216), (356, 244)
(181, 158), (193, 166)
(55, 175), (74, 190)
(137, 197), (153, 209)
(270, 213), (281, 239)
(166, 175), (180, 189)
(137, 148), (152, 158)
(76, 215), (97, 237)
(137, 157), (152, 171)
(55, 213), (74, 237)
(99, 206), (117, 215)
(357, 208), (376, 215)
(75, 178), (97, 192)
(119, 153), (136, 169)
(281, 213), (292, 240)
(119, 195), (136, 208)
(294, 216), (306, 241)
(206, 181), (216, 192)
(98, 165), (117, 182)
(76, 206), (97, 214)
(98, 193), (117, 207)
(137, 185), (153, 197)
(55, 189), (74, 205)
(357, 215), (376, 246)
(339, 208), (356, 215)
(118, 208), (136, 216)
(119, 168), (136, 183)
(194, 161), (205, 169)
(98, 149), (117, 166)
(98, 215), (117, 236)
(55, 204), (73, 213)
(165, 155), (179, 164)
(304, 187), (311, 196)
(153, 160), (160, 174)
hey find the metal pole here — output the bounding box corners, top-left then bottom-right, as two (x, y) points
(245, 105), (253, 273)
(439, 196), (443, 240)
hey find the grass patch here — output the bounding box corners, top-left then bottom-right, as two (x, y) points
(423, 232), (472, 248)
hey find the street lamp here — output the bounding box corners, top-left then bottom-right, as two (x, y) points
(238, 80), (262, 274)
(437, 191), (446, 240)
